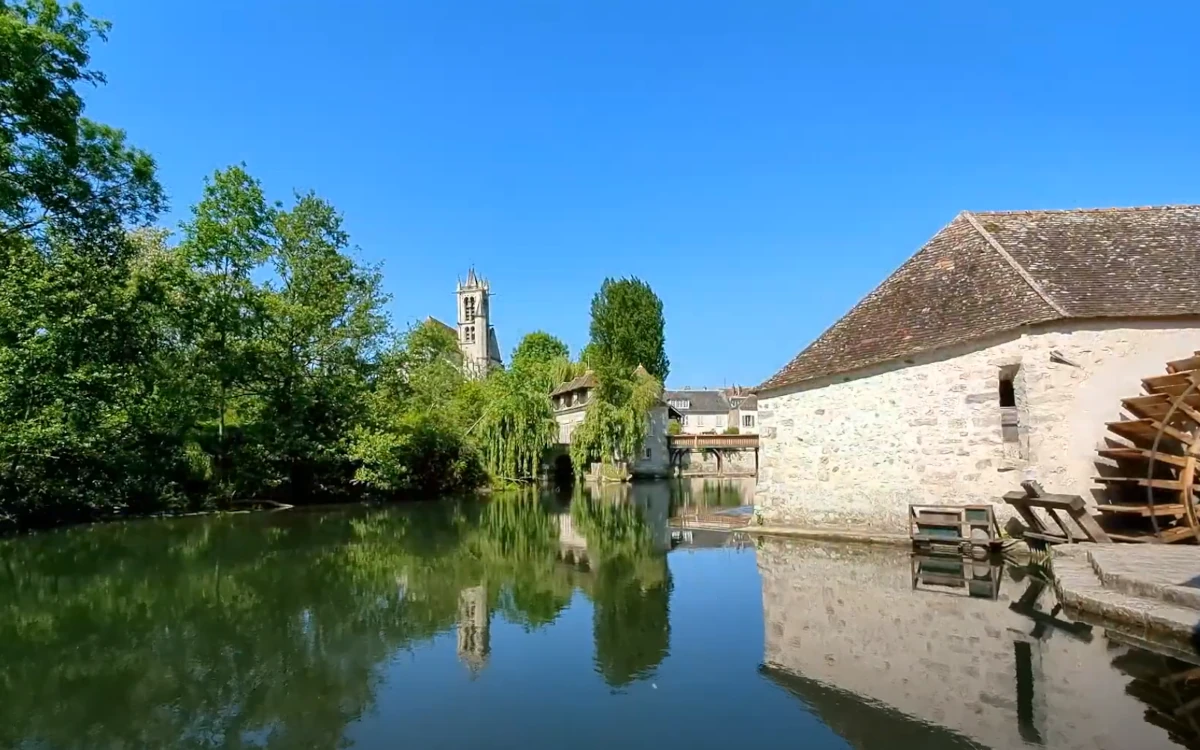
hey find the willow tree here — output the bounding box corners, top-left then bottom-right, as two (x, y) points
(568, 366), (662, 474)
(469, 332), (585, 484)
(472, 369), (558, 483)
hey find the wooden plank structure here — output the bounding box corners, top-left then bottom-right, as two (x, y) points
(1092, 352), (1200, 543)
(1002, 480), (1112, 545)
(909, 503), (1001, 553)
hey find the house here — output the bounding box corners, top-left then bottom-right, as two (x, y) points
(664, 389), (734, 433)
(553, 370), (672, 478)
(730, 394), (758, 435)
(754, 205), (1200, 533)
(426, 268), (502, 378)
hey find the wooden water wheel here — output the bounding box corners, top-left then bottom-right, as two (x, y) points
(1095, 353), (1200, 543)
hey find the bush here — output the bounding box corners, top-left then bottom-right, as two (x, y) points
(723, 426), (740, 435)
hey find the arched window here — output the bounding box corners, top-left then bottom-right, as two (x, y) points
(464, 297), (476, 322)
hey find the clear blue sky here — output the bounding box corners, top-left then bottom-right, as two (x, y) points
(83, 0), (1200, 388)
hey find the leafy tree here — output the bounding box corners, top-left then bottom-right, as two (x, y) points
(349, 320), (485, 496)
(178, 165), (275, 477)
(255, 192), (388, 498)
(587, 277), (669, 382)
(0, 0), (163, 244)
(569, 366), (662, 473)
(472, 369), (558, 483)
(511, 331), (568, 372)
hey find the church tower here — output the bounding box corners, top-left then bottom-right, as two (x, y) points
(456, 268), (501, 376)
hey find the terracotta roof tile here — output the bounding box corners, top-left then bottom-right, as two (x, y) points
(759, 205), (1200, 392)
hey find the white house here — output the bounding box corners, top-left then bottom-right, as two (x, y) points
(754, 205), (1200, 532)
(664, 389), (733, 433)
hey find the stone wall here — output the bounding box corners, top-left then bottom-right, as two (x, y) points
(631, 405), (670, 478)
(555, 405), (588, 445)
(756, 320), (1200, 531)
(758, 539), (1164, 750)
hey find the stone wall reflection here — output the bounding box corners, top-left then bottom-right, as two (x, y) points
(757, 538), (1166, 750)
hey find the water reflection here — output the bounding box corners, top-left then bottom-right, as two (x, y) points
(669, 476), (756, 529)
(0, 484), (671, 748)
(757, 537), (1184, 750)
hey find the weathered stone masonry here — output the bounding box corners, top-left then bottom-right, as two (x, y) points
(756, 321), (1200, 532)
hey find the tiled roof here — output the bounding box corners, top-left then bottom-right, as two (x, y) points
(760, 206), (1200, 392)
(425, 316), (456, 336)
(663, 389), (732, 413)
(550, 371), (599, 396)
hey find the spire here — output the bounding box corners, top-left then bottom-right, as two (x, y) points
(466, 267), (478, 286)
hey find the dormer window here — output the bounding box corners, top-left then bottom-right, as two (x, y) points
(668, 399), (690, 410)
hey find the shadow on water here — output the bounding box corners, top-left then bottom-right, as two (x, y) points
(0, 484), (673, 749)
(756, 537), (1200, 750)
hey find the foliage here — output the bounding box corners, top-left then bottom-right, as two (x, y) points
(510, 331), (568, 373)
(568, 365), (663, 474)
(723, 425), (740, 435)
(348, 320), (485, 496)
(587, 277), (669, 382)
(0, 0), (680, 528)
(667, 420), (682, 435)
(0, 0), (163, 245)
(472, 369), (558, 483)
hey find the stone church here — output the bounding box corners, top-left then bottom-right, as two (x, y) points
(754, 205), (1200, 533)
(427, 268), (503, 377)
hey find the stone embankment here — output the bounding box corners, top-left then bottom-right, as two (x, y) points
(1054, 544), (1200, 655)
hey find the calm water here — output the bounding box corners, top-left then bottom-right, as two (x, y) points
(0, 479), (1195, 750)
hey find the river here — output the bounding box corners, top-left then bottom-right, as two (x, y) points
(0, 479), (1192, 749)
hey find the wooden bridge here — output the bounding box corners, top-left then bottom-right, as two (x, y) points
(668, 434), (759, 450)
(668, 433), (759, 476)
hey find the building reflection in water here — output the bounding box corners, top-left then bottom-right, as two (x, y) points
(756, 537), (1184, 750)
(457, 584), (490, 678)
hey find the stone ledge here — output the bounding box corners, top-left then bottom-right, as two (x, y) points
(1053, 546), (1200, 647)
(743, 526), (911, 546)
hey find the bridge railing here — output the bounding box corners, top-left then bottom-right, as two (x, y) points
(667, 434), (759, 450)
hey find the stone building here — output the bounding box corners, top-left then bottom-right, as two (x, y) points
(426, 268), (502, 378)
(755, 206), (1200, 532)
(552, 370), (672, 478)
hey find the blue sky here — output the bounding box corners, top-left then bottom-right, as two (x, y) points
(83, 0), (1200, 388)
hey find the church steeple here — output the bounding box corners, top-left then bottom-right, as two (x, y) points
(455, 268), (499, 377)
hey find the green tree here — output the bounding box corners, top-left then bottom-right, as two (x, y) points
(253, 192), (388, 498)
(349, 320), (485, 496)
(0, 1), (177, 528)
(178, 165), (275, 487)
(587, 277), (668, 382)
(0, 0), (163, 244)
(568, 366), (662, 472)
(511, 331), (568, 373)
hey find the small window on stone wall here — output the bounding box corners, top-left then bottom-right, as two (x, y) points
(999, 365), (1021, 448)
(999, 369), (1016, 408)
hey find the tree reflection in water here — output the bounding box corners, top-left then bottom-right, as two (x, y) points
(0, 487), (671, 748)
